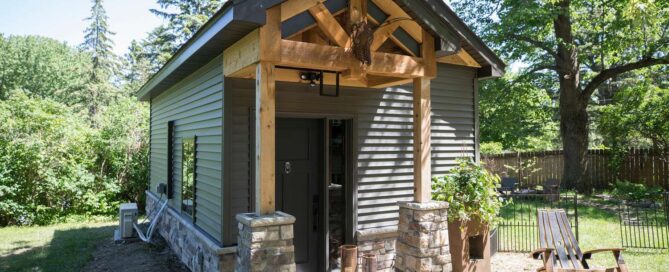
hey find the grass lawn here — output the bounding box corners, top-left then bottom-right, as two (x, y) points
(498, 195), (669, 271)
(0, 220), (115, 272)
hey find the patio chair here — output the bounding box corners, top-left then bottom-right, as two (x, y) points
(531, 209), (628, 272)
(499, 177), (518, 195)
(542, 178), (560, 201)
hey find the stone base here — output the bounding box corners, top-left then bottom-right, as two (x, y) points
(356, 227), (398, 272)
(235, 212), (296, 272)
(146, 191), (237, 272)
(396, 201), (451, 272)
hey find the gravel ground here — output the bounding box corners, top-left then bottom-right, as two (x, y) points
(492, 252), (542, 272)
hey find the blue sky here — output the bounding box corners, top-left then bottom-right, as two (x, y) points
(0, 0), (164, 55)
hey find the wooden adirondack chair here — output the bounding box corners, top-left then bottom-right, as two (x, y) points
(531, 209), (629, 272)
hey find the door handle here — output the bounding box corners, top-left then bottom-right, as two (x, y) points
(284, 161), (292, 174)
(312, 195), (319, 231)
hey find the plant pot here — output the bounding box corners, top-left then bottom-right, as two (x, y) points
(448, 219), (491, 272)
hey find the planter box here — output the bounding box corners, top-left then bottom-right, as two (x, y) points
(448, 220), (491, 272)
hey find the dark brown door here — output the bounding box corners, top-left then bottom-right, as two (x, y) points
(276, 118), (322, 272)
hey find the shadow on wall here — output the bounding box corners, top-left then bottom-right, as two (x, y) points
(0, 224), (115, 272)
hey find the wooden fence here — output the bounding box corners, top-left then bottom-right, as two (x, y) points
(482, 148), (669, 190)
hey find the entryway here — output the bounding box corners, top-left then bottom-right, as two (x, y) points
(275, 117), (352, 272)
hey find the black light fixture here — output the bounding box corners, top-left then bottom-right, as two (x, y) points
(300, 71), (321, 87)
(278, 66), (340, 97)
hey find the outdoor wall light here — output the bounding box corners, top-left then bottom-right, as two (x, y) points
(299, 71), (321, 87)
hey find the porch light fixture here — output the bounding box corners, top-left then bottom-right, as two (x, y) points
(299, 71), (321, 87)
(277, 66), (340, 97)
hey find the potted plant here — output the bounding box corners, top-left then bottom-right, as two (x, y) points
(432, 159), (504, 272)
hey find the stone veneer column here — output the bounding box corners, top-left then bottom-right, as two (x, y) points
(235, 212), (296, 272)
(396, 201), (451, 272)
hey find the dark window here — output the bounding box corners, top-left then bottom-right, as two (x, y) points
(167, 121), (175, 198)
(181, 137), (196, 219)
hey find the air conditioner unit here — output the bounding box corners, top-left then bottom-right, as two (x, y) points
(118, 203), (138, 239)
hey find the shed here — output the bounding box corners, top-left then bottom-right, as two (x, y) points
(137, 0), (504, 271)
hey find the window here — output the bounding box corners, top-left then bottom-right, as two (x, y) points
(181, 137), (196, 218)
(167, 121), (175, 198)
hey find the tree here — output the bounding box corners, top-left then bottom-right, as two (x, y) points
(0, 35), (90, 103)
(479, 74), (559, 151)
(450, 0), (669, 191)
(133, 0), (225, 73)
(81, 0), (118, 118)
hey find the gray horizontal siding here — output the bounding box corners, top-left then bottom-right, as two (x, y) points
(225, 64), (476, 235)
(150, 55), (224, 243)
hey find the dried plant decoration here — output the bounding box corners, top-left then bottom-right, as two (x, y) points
(350, 18), (373, 65)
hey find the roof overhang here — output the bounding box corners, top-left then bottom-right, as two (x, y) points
(136, 0), (505, 101)
(136, 0), (285, 101)
(394, 0), (505, 79)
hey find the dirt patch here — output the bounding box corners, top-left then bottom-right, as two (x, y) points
(83, 235), (188, 272)
(492, 252), (542, 272)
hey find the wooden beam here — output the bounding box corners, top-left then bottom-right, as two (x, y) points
(308, 3), (351, 48)
(260, 5), (281, 63)
(223, 29), (260, 77)
(367, 75), (412, 88)
(371, 18), (401, 51)
(437, 49), (482, 68)
(281, 0), (323, 22)
(278, 39), (425, 78)
(421, 29), (437, 78)
(349, 0), (368, 25)
(344, 0), (368, 80)
(224, 6), (281, 76)
(370, 0), (422, 43)
(413, 77), (431, 203)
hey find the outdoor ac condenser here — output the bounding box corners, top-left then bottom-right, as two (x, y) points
(119, 203), (138, 239)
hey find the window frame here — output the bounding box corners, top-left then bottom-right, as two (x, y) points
(181, 136), (197, 221)
(167, 121), (175, 199)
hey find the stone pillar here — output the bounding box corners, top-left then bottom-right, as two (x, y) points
(396, 201), (451, 272)
(235, 212), (296, 272)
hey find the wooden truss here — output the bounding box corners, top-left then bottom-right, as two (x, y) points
(224, 0), (478, 214)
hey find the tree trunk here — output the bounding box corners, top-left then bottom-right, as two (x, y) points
(560, 91), (589, 191)
(553, 0), (590, 192)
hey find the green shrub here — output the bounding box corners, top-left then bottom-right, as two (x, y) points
(432, 159), (505, 226)
(610, 180), (664, 202)
(0, 91), (148, 226)
(480, 142), (504, 155)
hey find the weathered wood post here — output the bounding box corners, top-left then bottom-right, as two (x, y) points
(235, 6), (296, 272)
(396, 30), (452, 272)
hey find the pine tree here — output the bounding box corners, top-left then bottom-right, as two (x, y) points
(81, 0), (117, 118)
(145, 0), (224, 71)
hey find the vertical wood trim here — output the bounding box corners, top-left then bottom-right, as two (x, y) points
(255, 62), (276, 214)
(222, 78), (233, 244)
(413, 77), (432, 203)
(421, 29), (436, 78)
(347, 118), (359, 242)
(474, 78), (480, 162)
(349, 0), (368, 26)
(260, 6), (282, 63)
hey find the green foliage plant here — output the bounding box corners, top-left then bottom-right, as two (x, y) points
(432, 159), (505, 226)
(610, 180), (664, 202)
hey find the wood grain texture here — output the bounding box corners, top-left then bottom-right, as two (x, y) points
(413, 77), (431, 203)
(308, 3), (351, 48)
(255, 62), (276, 214)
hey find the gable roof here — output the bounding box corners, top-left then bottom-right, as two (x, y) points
(136, 0), (505, 101)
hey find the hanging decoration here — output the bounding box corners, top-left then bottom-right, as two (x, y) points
(350, 18), (373, 66)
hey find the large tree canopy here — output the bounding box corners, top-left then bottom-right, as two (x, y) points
(451, 0), (669, 191)
(0, 35), (90, 102)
